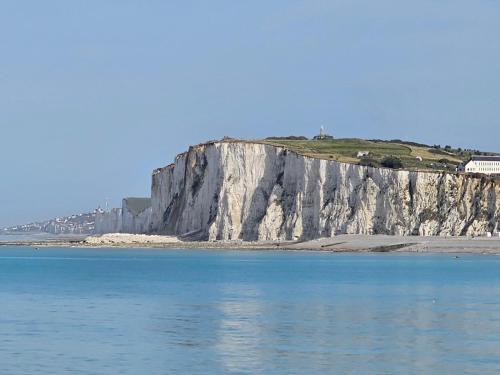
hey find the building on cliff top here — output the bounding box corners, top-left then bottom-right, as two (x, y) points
(357, 151), (370, 158)
(463, 156), (500, 175)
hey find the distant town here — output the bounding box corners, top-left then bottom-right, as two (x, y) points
(1, 210), (100, 236)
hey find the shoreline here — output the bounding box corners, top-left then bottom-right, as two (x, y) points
(1, 233), (500, 254)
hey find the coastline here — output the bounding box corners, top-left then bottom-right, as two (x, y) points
(1, 233), (500, 254)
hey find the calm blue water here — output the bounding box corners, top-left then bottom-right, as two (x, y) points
(1, 248), (500, 374)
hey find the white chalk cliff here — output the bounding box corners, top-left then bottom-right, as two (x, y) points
(95, 198), (151, 235)
(121, 198), (152, 234)
(95, 208), (122, 234)
(150, 141), (500, 240)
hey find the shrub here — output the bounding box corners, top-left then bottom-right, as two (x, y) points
(381, 156), (403, 169)
(359, 158), (380, 168)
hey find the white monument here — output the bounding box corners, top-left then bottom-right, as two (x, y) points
(319, 126), (326, 139)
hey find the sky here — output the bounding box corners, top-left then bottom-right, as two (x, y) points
(1, 0), (499, 227)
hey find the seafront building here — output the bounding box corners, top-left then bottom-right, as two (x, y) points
(462, 156), (500, 175)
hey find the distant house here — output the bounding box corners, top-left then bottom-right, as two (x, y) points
(463, 156), (500, 175)
(357, 151), (370, 158)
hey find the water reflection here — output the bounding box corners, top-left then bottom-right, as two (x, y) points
(210, 279), (500, 373)
(215, 284), (265, 373)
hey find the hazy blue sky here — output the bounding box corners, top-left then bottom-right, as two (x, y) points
(1, 0), (499, 227)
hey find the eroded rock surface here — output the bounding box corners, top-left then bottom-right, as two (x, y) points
(150, 142), (500, 240)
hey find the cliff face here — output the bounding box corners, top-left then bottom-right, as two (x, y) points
(94, 198), (151, 235)
(95, 208), (122, 234)
(121, 198), (152, 234)
(150, 142), (499, 240)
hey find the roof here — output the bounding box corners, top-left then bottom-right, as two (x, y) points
(471, 156), (500, 162)
(123, 197), (151, 216)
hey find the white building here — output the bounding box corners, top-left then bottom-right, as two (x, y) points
(313, 126), (334, 140)
(357, 151), (370, 158)
(463, 156), (500, 175)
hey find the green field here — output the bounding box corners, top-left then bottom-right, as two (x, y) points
(260, 138), (466, 172)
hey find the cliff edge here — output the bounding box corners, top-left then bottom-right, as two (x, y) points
(150, 141), (500, 240)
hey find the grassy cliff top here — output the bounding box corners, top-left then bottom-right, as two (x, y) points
(258, 137), (477, 172)
(181, 136), (497, 174)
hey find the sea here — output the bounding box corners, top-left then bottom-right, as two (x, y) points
(1, 247), (500, 374)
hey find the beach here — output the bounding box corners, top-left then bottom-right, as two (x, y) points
(2, 233), (500, 253)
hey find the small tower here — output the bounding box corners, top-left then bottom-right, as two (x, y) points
(314, 125), (333, 140)
(319, 126), (326, 139)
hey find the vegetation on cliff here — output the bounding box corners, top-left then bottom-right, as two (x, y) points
(260, 138), (497, 172)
